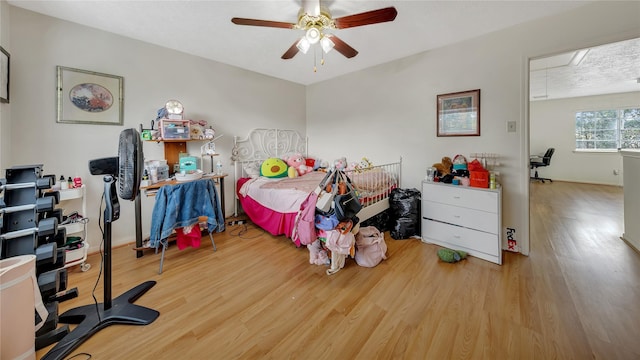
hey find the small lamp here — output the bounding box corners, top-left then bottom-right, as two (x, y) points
(165, 99), (184, 120)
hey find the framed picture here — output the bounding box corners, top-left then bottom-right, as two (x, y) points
(0, 46), (9, 103)
(437, 89), (480, 137)
(56, 66), (123, 125)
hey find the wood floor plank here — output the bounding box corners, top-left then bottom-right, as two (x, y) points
(35, 181), (640, 359)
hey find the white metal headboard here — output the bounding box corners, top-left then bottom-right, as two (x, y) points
(231, 128), (308, 216)
(231, 128), (307, 163)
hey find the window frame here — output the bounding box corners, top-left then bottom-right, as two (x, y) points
(575, 107), (640, 151)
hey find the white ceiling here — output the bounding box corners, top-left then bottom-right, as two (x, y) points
(8, 0), (639, 99)
(530, 37), (640, 101)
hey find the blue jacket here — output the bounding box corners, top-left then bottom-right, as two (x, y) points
(149, 178), (225, 248)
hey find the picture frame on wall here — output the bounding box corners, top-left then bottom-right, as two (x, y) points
(0, 46), (9, 103)
(437, 89), (480, 137)
(56, 66), (124, 125)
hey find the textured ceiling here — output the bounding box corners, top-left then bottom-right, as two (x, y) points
(530, 37), (640, 101)
(8, 0), (639, 99)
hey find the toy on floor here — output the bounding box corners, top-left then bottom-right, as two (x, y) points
(437, 248), (468, 263)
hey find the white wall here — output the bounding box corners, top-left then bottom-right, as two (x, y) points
(0, 0), (10, 171)
(306, 1), (640, 255)
(6, 6), (305, 250)
(530, 92), (639, 186)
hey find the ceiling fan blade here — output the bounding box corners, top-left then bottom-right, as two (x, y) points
(325, 34), (358, 58)
(281, 40), (300, 59)
(231, 17), (296, 29)
(333, 7), (398, 29)
(301, 0), (321, 16)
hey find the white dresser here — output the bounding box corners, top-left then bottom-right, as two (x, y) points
(421, 181), (502, 265)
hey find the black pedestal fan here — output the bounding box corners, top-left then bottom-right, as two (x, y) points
(43, 128), (159, 360)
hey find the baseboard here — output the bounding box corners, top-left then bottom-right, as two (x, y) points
(621, 234), (640, 254)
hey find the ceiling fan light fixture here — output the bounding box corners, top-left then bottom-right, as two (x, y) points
(305, 27), (321, 44)
(296, 37), (311, 54)
(320, 36), (334, 53)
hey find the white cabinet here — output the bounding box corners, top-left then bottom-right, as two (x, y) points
(57, 185), (91, 271)
(421, 181), (502, 265)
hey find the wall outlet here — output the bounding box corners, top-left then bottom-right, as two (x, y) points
(507, 121), (516, 133)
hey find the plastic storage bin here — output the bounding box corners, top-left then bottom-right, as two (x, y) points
(160, 119), (190, 140)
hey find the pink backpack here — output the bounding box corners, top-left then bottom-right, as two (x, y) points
(355, 226), (387, 267)
(292, 191), (318, 246)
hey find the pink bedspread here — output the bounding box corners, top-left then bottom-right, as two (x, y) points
(237, 169), (397, 245)
(236, 172), (326, 245)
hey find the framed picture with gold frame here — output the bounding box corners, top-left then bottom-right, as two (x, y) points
(56, 66), (124, 125)
(437, 89), (480, 137)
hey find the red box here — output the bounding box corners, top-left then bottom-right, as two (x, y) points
(469, 171), (489, 188)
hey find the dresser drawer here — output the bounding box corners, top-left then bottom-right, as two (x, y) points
(422, 182), (498, 213)
(422, 200), (499, 234)
(422, 219), (500, 260)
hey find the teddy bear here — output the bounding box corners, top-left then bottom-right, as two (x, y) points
(284, 153), (313, 177)
(432, 156), (453, 177)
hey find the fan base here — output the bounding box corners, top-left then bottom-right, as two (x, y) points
(41, 281), (159, 360)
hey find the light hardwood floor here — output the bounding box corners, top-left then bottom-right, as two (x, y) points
(37, 181), (640, 359)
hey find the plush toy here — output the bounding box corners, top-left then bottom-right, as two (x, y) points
(203, 127), (215, 140)
(359, 157), (373, 170)
(334, 157), (347, 171)
(284, 153), (313, 178)
(244, 162), (260, 179)
(260, 157), (289, 178)
(353, 157), (373, 172)
(437, 248), (468, 263)
(190, 125), (204, 140)
(432, 156), (453, 177)
(314, 158), (329, 172)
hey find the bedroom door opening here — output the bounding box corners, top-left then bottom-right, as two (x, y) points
(527, 37), (638, 253)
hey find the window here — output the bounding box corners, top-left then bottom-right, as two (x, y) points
(575, 108), (640, 150)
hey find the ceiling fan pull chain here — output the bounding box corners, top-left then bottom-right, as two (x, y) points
(314, 46), (317, 72)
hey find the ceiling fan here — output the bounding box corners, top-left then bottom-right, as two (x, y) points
(231, 0), (397, 60)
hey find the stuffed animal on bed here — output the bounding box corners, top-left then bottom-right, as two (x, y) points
(244, 162), (260, 179)
(260, 157), (289, 178)
(284, 153), (313, 178)
(334, 157), (347, 171)
(313, 158), (329, 172)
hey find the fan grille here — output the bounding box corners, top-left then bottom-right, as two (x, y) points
(118, 128), (143, 200)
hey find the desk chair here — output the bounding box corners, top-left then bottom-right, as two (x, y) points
(158, 216), (216, 274)
(530, 148), (555, 183)
(150, 178), (224, 274)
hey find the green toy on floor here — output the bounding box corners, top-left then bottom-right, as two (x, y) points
(437, 248), (468, 263)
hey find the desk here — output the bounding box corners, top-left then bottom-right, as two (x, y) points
(134, 174), (227, 257)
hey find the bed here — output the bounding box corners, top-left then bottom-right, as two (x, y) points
(231, 128), (401, 247)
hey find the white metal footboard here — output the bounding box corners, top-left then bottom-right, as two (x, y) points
(344, 159), (402, 223)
